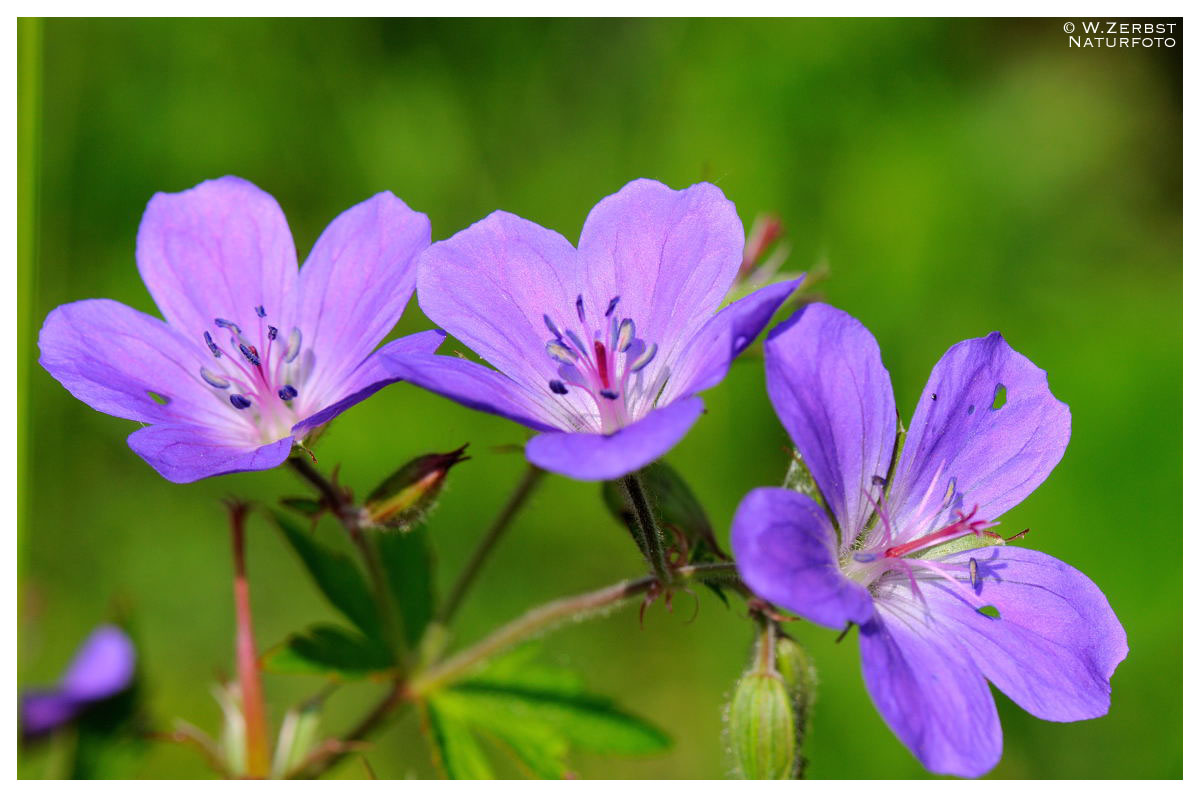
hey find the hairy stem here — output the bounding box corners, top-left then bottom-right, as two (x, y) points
(293, 561), (742, 779)
(621, 471), (670, 583)
(411, 562), (740, 697)
(228, 501), (271, 779)
(437, 464), (545, 624)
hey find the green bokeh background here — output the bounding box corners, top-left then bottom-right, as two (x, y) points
(17, 18), (1181, 779)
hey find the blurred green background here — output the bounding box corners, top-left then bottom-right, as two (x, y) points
(17, 18), (1181, 779)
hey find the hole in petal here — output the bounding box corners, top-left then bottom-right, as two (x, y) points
(146, 390), (170, 405)
(992, 384), (1007, 410)
(967, 404), (975, 415)
(977, 605), (1001, 619)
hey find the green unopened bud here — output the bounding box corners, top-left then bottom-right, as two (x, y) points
(601, 462), (723, 559)
(774, 634), (817, 775)
(364, 445), (469, 530)
(728, 671), (797, 779)
(271, 693), (324, 778)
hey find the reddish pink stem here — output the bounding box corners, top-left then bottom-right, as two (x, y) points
(229, 501), (271, 778)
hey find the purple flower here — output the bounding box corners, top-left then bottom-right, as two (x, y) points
(38, 177), (443, 483)
(731, 303), (1127, 777)
(21, 625), (136, 739)
(386, 179), (800, 480)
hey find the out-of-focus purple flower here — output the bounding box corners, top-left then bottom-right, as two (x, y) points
(38, 177), (443, 483)
(387, 179), (801, 481)
(731, 302), (1127, 778)
(21, 625), (137, 739)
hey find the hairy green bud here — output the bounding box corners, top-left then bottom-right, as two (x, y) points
(364, 445), (469, 530)
(728, 671), (797, 779)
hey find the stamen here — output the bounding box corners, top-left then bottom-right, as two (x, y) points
(548, 379), (569, 395)
(969, 557), (979, 590)
(546, 340), (577, 364)
(278, 384), (298, 401)
(268, 326), (278, 341)
(599, 389), (619, 400)
(629, 342), (658, 372)
(200, 367), (231, 389)
(214, 318), (240, 333)
(238, 343), (261, 366)
(605, 296), (620, 317)
(543, 314), (563, 339)
(229, 394), (252, 410)
(575, 294), (586, 324)
(203, 332), (221, 358)
(565, 329), (590, 359)
(284, 327), (303, 363)
(616, 319), (635, 352)
(853, 552), (879, 563)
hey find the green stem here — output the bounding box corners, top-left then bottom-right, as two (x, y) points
(437, 464), (545, 625)
(621, 472), (670, 583)
(17, 17), (42, 613)
(287, 457), (405, 661)
(410, 562), (739, 697)
(227, 501), (271, 779)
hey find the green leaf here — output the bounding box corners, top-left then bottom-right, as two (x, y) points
(376, 525), (435, 647)
(273, 511), (381, 638)
(434, 691), (568, 778)
(263, 624), (393, 679)
(425, 699), (494, 779)
(451, 681), (670, 755)
(419, 646), (669, 778)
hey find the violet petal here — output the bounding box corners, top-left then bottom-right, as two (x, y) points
(524, 396), (705, 480)
(889, 333), (1071, 540)
(659, 277), (803, 405)
(295, 191), (430, 402)
(126, 424), (294, 483)
(136, 176), (300, 343)
(731, 487), (874, 630)
(38, 298), (227, 427)
(763, 303), (897, 547)
(860, 604), (1002, 778)
(924, 546), (1127, 721)
(578, 179), (744, 359)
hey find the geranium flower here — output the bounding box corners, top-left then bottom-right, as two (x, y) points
(38, 177), (442, 483)
(731, 302), (1126, 777)
(20, 625), (136, 739)
(386, 179), (800, 480)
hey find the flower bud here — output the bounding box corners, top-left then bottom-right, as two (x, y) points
(727, 671), (797, 779)
(364, 445), (469, 530)
(271, 694), (324, 778)
(774, 634), (817, 774)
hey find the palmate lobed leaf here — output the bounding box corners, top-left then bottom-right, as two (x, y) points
(273, 511), (382, 639)
(450, 681), (671, 755)
(263, 624), (393, 679)
(420, 646), (670, 779)
(425, 700), (494, 779)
